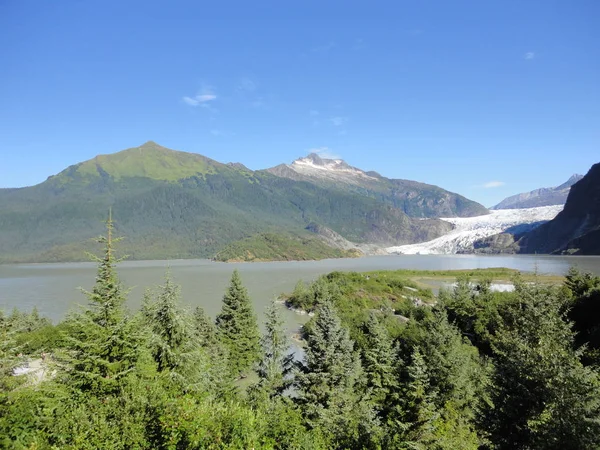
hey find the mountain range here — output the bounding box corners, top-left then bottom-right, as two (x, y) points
(517, 164), (600, 255)
(0, 141), (488, 263)
(472, 164), (599, 255)
(268, 153), (488, 218)
(492, 174), (583, 209)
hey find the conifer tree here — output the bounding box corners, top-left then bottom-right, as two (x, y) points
(362, 312), (398, 414)
(58, 212), (142, 395)
(419, 308), (491, 425)
(215, 270), (260, 376)
(142, 273), (204, 388)
(295, 301), (380, 446)
(295, 301), (359, 415)
(193, 306), (217, 347)
(486, 280), (600, 449)
(0, 310), (21, 391)
(396, 348), (439, 447)
(191, 305), (235, 399)
(565, 266), (600, 298)
(253, 299), (294, 399)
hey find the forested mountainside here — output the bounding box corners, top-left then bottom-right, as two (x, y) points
(266, 153), (489, 218)
(0, 141), (459, 263)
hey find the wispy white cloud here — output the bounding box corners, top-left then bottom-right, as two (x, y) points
(481, 181), (505, 188)
(330, 116), (347, 127)
(183, 96), (199, 106)
(309, 110), (320, 116)
(524, 52), (535, 60)
(182, 86), (217, 106)
(312, 41), (336, 52)
(308, 146), (341, 159)
(210, 129), (223, 136)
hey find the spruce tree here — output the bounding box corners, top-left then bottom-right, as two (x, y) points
(362, 312), (398, 414)
(486, 280), (600, 449)
(192, 305), (235, 399)
(58, 213), (142, 395)
(142, 273), (204, 388)
(193, 306), (217, 347)
(419, 308), (491, 426)
(253, 299), (294, 399)
(295, 301), (380, 446)
(215, 270), (260, 376)
(396, 348), (439, 447)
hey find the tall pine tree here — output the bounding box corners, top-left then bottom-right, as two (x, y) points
(295, 301), (380, 447)
(393, 348), (439, 448)
(362, 312), (398, 415)
(142, 273), (205, 389)
(193, 306), (217, 347)
(58, 212), (142, 395)
(253, 299), (295, 399)
(215, 270), (260, 376)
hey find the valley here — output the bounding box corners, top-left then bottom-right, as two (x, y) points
(0, 142), (598, 263)
(387, 205), (563, 255)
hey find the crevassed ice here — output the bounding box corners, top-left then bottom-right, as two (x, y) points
(386, 205), (563, 255)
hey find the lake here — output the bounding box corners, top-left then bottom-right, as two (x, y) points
(2, 254), (600, 335)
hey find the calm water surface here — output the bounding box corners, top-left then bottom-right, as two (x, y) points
(1, 255), (600, 333)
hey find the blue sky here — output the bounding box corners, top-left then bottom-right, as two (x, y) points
(0, 1), (598, 207)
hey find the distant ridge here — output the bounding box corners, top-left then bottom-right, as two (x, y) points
(266, 154), (489, 218)
(492, 174), (583, 210)
(518, 164), (600, 255)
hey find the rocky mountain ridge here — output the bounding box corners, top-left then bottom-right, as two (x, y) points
(517, 164), (600, 254)
(492, 174), (583, 210)
(266, 154), (489, 218)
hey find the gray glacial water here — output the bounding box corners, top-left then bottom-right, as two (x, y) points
(1, 254), (599, 333)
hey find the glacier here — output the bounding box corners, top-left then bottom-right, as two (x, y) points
(386, 205), (563, 255)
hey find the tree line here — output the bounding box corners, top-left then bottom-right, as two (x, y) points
(1, 217), (600, 448)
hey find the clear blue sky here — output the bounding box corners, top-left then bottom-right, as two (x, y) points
(1, 1), (598, 207)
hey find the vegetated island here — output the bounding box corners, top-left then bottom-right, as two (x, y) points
(212, 232), (362, 262)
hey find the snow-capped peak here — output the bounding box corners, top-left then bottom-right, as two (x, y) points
(289, 153), (377, 181)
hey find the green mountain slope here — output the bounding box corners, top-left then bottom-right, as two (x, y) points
(265, 153), (489, 218)
(55, 141), (223, 183)
(0, 142), (457, 263)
